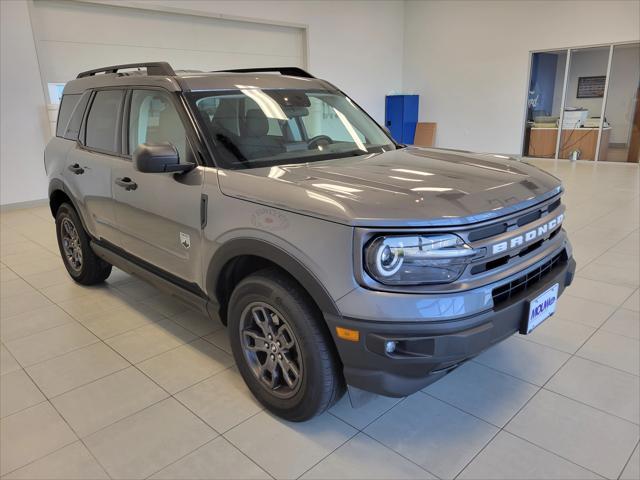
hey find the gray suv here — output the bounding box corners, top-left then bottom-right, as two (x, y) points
(46, 62), (576, 421)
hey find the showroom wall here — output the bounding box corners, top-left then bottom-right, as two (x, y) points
(1, 0), (50, 206)
(403, 0), (640, 154)
(0, 0), (405, 205)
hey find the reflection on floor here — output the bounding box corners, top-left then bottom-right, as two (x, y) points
(0, 159), (639, 479)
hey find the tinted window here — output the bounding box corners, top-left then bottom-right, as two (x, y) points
(129, 90), (190, 162)
(62, 92), (90, 141)
(85, 90), (124, 153)
(56, 94), (81, 138)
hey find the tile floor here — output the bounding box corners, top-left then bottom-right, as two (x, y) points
(0, 158), (638, 480)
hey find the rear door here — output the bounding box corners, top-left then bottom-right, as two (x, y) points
(111, 88), (204, 286)
(63, 89), (123, 243)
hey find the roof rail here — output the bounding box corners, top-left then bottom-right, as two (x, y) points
(212, 67), (315, 79)
(77, 62), (176, 78)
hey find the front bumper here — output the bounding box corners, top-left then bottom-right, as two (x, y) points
(326, 253), (576, 397)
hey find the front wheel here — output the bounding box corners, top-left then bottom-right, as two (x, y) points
(228, 268), (344, 421)
(55, 203), (112, 285)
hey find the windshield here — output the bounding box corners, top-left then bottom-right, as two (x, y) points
(188, 88), (396, 169)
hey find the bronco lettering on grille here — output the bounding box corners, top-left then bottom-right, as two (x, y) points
(492, 213), (564, 255)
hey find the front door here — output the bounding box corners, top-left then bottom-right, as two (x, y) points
(112, 89), (204, 286)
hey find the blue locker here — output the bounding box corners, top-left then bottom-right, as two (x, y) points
(385, 95), (419, 144)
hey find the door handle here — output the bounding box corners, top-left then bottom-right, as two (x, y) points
(68, 163), (84, 175)
(115, 177), (138, 191)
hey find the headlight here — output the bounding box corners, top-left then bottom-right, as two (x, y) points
(364, 234), (480, 285)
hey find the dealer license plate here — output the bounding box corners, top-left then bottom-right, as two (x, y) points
(524, 283), (559, 334)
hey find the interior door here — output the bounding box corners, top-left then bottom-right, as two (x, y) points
(112, 89), (204, 285)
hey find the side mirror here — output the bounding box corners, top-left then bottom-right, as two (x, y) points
(133, 143), (193, 173)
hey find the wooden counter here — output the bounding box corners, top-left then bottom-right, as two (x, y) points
(527, 127), (611, 161)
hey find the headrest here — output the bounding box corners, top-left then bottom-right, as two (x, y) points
(213, 100), (238, 133)
(244, 109), (269, 137)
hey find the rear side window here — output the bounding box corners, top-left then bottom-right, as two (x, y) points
(62, 92), (90, 141)
(85, 90), (124, 153)
(55, 94), (81, 138)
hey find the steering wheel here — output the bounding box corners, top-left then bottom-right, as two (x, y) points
(307, 135), (333, 150)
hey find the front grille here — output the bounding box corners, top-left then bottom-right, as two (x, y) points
(492, 250), (567, 306)
(467, 195), (562, 242)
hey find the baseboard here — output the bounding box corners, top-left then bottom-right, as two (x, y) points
(0, 198), (48, 212)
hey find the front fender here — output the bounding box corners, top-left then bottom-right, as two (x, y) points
(205, 237), (341, 318)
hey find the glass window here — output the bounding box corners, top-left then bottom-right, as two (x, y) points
(129, 90), (188, 162)
(56, 94), (81, 138)
(85, 90), (124, 153)
(301, 95), (365, 143)
(62, 92), (90, 141)
(190, 88), (394, 169)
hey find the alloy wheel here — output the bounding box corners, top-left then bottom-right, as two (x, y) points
(60, 217), (83, 272)
(239, 302), (303, 398)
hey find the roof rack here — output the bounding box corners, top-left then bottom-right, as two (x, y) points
(77, 62), (176, 78)
(212, 67), (315, 79)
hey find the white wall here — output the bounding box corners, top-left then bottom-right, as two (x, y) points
(1, 0), (50, 206)
(1, 0), (405, 205)
(403, 0), (640, 154)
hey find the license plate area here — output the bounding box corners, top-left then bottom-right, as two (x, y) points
(521, 283), (559, 334)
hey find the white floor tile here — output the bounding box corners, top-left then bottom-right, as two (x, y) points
(84, 398), (216, 479)
(52, 367), (168, 437)
(474, 335), (570, 386)
(0, 368), (45, 417)
(150, 437), (269, 479)
(105, 318), (197, 364)
(546, 356), (640, 424)
(226, 411), (356, 480)
(364, 393), (498, 479)
(5, 322), (98, 367)
(554, 294), (617, 328)
(601, 308), (640, 340)
(506, 389), (639, 479)
(329, 392), (402, 430)
(175, 367), (262, 433)
(576, 330), (640, 375)
(524, 317), (596, 354)
(3, 441), (109, 480)
(424, 362), (538, 427)
(137, 338), (233, 394)
(26, 342), (129, 398)
(302, 433), (434, 479)
(0, 402), (77, 476)
(459, 431), (600, 479)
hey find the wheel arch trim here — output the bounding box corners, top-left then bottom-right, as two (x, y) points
(206, 238), (341, 318)
(48, 178), (91, 233)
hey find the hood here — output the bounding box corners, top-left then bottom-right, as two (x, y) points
(218, 147), (563, 227)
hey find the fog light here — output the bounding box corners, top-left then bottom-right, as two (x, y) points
(385, 341), (397, 354)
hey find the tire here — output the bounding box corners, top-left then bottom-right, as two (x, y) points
(228, 267), (344, 421)
(55, 203), (112, 285)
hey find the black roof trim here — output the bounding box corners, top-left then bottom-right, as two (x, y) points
(212, 67), (315, 79)
(77, 62), (176, 78)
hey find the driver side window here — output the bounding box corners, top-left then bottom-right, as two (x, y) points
(129, 90), (191, 162)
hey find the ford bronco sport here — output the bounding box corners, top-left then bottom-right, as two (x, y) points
(46, 62), (576, 421)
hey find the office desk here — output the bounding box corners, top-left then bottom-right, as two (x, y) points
(527, 127), (611, 160)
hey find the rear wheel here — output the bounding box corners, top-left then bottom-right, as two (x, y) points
(228, 268), (343, 421)
(55, 203), (112, 285)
